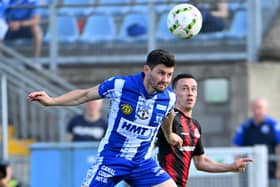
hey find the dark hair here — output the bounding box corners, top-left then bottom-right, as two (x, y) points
(172, 73), (196, 88)
(0, 160), (9, 180)
(146, 49), (175, 69)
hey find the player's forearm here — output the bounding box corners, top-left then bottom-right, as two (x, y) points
(161, 111), (175, 138)
(51, 89), (92, 106)
(194, 156), (235, 173)
(21, 15), (40, 27)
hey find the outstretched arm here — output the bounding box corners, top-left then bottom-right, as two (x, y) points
(193, 154), (253, 173)
(27, 85), (101, 106)
(161, 110), (183, 149)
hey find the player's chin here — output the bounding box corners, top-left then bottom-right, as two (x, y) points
(156, 85), (168, 92)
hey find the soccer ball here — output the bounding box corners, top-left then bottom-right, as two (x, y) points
(167, 3), (203, 39)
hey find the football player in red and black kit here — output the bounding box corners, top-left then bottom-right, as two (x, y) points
(157, 73), (253, 187)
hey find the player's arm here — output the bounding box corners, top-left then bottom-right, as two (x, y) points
(211, 0), (228, 18)
(161, 110), (183, 148)
(193, 154), (252, 173)
(27, 85), (101, 106)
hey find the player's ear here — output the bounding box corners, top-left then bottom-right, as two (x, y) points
(143, 64), (151, 74)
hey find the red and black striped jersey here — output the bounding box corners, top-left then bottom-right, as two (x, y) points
(157, 108), (204, 187)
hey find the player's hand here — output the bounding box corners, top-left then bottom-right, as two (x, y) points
(9, 21), (21, 31)
(232, 158), (253, 172)
(166, 132), (183, 149)
(27, 91), (54, 106)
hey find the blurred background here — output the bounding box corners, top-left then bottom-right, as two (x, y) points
(0, 0), (279, 186)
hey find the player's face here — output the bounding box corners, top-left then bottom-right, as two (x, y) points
(174, 78), (197, 111)
(251, 99), (267, 124)
(145, 64), (174, 93)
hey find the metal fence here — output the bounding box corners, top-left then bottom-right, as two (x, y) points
(11, 144), (267, 187)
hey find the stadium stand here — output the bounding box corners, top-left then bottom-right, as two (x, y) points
(95, 0), (130, 15)
(117, 12), (148, 42)
(79, 14), (116, 43)
(156, 12), (177, 41)
(44, 15), (80, 43)
(59, 0), (95, 16)
(38, 0), (57, 18)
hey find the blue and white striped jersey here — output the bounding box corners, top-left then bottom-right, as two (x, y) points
(97, 72), (176, 161)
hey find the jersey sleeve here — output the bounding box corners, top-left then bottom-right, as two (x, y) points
(98, 76), (120, 99)
(273, 122), (280, 144)
(232, 125), (245, 146)
(66, 116), (77, 134)
(193, 121), (204, 156)
(166, 91), (176, 116)
(28, 0), (40, 16)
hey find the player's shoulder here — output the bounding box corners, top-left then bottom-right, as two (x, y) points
(106, 73), (139, 82)
(265, 116), (280, 129)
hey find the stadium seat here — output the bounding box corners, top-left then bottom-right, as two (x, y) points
(95, 0), (130, 15)
(59, 0), (95, 16)
(156, 12), (177, 41)
(131, 0), (170, 14)
(224, 9), (248, 39)
(118, 13), (148, 42)
(79, 14), (116, 43)
(44, 15), (80, 43)
(195, 9), (248, 41)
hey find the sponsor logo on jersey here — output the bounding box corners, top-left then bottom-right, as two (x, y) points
(156, 104), (167, 111)
(261, 124), (270, 134)
(180, 146), (196, 152)
(121, 104), (133, 115)
(118, 118), (155, 140)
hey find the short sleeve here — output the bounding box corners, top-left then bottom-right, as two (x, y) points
(193, 122), (205, 156)
(193, 138), (204, 156)
(98, 76), (117, 98)
(273, 122), (280, 144)
(66, 116), (76, 133)
(232, 126), (244, 146)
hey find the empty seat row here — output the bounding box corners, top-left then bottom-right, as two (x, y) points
(44, 9), (248, 44)
(40, 0), (190, 17)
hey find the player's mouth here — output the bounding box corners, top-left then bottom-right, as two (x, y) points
(186, 98), (194, 104)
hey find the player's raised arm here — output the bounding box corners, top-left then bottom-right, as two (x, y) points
(27, 85), (101, 106)
(161, 110), (183, 149)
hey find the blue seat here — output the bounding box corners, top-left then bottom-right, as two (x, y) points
(156, 12), (177, 41)
(224, 9), (248, 39)
(59, 0), (95, 16)
(131, 0), (170, 14)
(79, 14), (116, 43)
(195, 9), (248, 41)
(118, 13), (148, 42)
(95, 0), (130, 15)
(44, 16), (79, 43)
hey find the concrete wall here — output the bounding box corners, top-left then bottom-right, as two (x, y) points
(248, 62), (280, 121)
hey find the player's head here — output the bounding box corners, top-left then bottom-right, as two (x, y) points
(251, 97), (268, 124)
(172, 73), (198, 112)
(144, 49), (175, 93)
(85, 99), (103, 120)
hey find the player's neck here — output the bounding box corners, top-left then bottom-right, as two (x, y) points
(176, 106), (192, 118)
(85, 113), (101, 122)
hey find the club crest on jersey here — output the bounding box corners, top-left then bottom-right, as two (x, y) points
(136, 103), (152, 120)
(137, 108), (150, 120)
(117, 118), (155, 140)
(121, 104), (133, 115)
